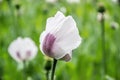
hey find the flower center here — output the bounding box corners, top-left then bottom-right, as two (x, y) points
(43, 33), (56, 57)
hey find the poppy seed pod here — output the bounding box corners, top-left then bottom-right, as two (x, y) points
(39, 11), (82, 62)
(8, 37), (38, 63)
(15, 4), (20, 10)
(98, 3), (106, 13)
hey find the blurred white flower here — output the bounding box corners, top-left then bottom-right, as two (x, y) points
(8, 37), (38, 63)
(40, 11), (82, 62)
(0, 0), (2, 2)
(97, 13), (103, 21)
(105, 75), (115, 80)
(97, 13), (109, 22)
(110, 21), (119, 30)
(67, 0), (80, 4)
(27, 76), (32, 80)
(60, 7), (67, 14)
(112, 0), (118, 3)
(46, 0), (57, 3)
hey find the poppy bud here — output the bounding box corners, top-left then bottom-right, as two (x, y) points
(44, 60), (52, 71)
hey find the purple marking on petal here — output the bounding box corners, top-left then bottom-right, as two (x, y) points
(42, 33), (56, 57)
(16, 52), (21, 59)
(26, 51), (31, 56)
(26, 51), (31, 57)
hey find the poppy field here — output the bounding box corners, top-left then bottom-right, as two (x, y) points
(0, 0), (120, 80)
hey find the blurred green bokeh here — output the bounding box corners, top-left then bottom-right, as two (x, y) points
(0, 0), (120, 80)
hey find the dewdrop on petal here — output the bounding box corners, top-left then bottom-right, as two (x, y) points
(39, 11), (82, 62)
(8, 37), (38, 63)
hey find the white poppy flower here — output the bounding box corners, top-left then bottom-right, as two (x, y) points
(40, 11), (82, 62)
(67, 0), (80, 4)
(8, 37), (38, 63)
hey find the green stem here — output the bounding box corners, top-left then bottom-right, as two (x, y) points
(46, 70), (49, 80)
(51, 59), (57, 80)
(7, 0), (19, 37)
(115, 30), (119, 80)
(22, 61), (26, 80)
(101, 13), (106, 79)
(115, 49), (119, 80)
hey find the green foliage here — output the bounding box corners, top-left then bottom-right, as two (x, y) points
(0, 0), (120, 80)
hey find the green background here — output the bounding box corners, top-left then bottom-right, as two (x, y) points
(0, 0), (120, 80)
